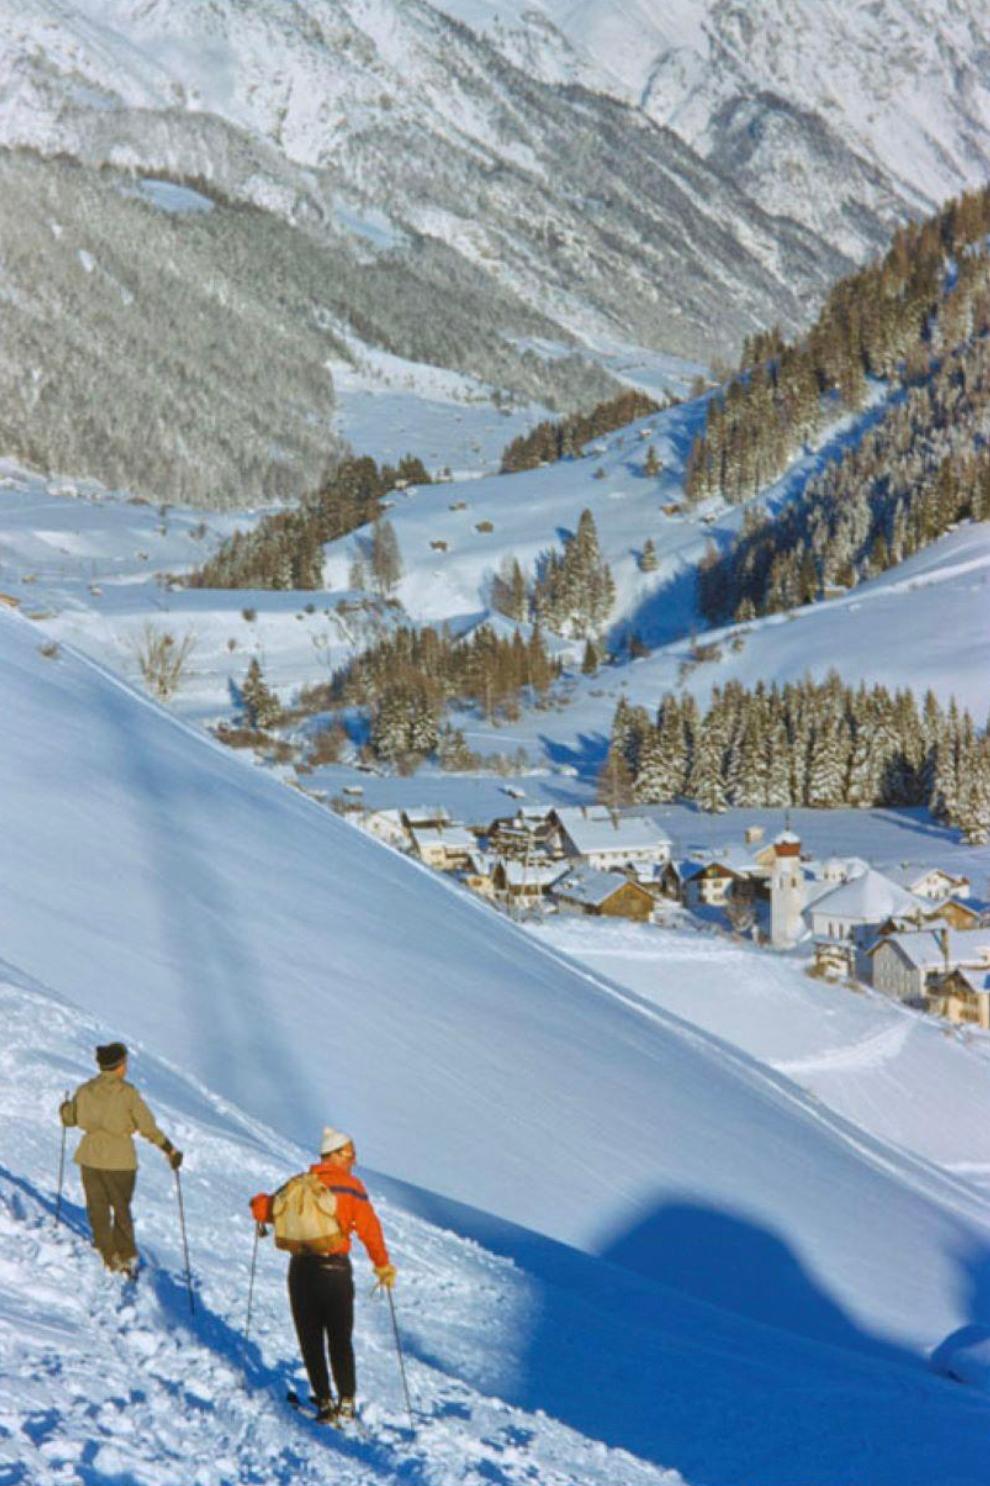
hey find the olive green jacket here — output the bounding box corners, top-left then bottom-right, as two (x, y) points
(61, 1073), (169, 1171)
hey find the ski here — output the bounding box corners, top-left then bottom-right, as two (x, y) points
(285, 1390), (355, 1426)
(286, 1390), (370, 1435)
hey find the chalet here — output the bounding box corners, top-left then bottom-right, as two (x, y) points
(805, 868), (926, 943)
(877, 898), (984, 936)
(927, 967), (990, 1029)
(657, 860), (686, 902)
(932, 898), (984, 930)
(462, 850), (495, 899)
(486, 807), (561, 860)
(551, 869), (655, 922)
(550, 806), (671, 873)
(410, 825), (476, 871)
(683, 860), (745, 908)
(492, 858), (569, 905)
(868, 928), (990, 1003)
(363, 809), (409, 848)
(884, 865), (970, 901)
(401, 805), (452, 833)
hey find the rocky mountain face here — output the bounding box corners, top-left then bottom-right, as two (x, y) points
(0, 0), (973, 504)
(0, 0), (847, 369)
(437, 0), (990, 263)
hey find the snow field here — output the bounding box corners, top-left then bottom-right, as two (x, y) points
(6, 962), (990, 1486)
(0, 969), (682, 1486)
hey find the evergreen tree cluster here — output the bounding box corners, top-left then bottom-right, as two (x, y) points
(329, 623), (561, 762)
(500, 389), (660, 473)
(188, 455), (429, 591)
(606, 676), (990, 839)
(685, 186), (990, 507)
(490, 511), (616, 638)
(531, 509), (616, 638)
(698, 333), (990, 622)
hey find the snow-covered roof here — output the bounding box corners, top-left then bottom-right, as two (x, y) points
(556, 808), (671, 856)
(883, 864), (969, 894)
(802, 878), (840, 913)
(554, 804), (614, 824)
(402, 805), (452, 825)
(684, 859), (744, 882)
(869, 928), (990, 970)
(943, 967), (990, 996)
(809, 868), (925, 924)
(411, 824), (475, 851)
(553, 868), (643, 908)
(496, 858), (569, 888)
(699, 844), (766, 876)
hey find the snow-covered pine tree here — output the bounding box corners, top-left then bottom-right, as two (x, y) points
(957, 743), (990, 845)
(688, 697), (728, 814)
(370, 519), (403, 595)
(581, 638), (600, 675)
(596, 745), (634, 811)
(241, 657), (282, 729)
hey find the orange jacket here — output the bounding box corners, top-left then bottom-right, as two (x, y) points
(250, 1161), (389, 1269)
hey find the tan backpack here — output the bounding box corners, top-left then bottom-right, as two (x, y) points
(271, 1172), (342, 1254)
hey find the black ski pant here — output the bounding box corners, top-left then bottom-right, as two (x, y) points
(287, 1254), (356, 1403)
(81, 1166), (137, 1267)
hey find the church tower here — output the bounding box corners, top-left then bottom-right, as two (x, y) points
(770, 831), (805, 947)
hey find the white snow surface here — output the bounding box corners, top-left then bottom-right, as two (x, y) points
(4, 607), (990, 1481)
(2, 436), (990, 1477)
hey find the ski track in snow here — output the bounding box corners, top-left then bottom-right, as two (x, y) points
(772, 1021), (916, 1077)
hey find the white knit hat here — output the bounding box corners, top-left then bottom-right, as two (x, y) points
(320, 1126), (353, 1156)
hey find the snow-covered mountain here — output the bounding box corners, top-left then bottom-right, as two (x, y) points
(435, 0), (990, 260)
(0, 0), (846, 370)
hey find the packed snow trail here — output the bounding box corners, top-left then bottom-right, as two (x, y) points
(4, 966), (990, 1486)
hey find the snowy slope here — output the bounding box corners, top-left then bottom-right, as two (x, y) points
(461, 517), (990, 768)
(0, 964), (682, 1486)
(536, 913), (990, 1188)
(8, 961), (990, 1485)
(3, 598), (990, 1370)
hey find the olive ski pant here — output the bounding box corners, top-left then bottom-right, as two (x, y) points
(287, 1254), (356, 1403)
(81, 1166), (138, 1267)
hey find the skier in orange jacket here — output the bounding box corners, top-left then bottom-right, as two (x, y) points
(250, 1127), (395, 1422)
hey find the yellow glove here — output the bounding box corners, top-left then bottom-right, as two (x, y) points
(374, 1263), (397, 1289)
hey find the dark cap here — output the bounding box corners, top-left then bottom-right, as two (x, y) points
(96, 1042), (128, 1071)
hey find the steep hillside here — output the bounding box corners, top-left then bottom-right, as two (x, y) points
(6, 958), (990, 1484)
(3, 602), (990, 1365)
(0, 0), (847, 375)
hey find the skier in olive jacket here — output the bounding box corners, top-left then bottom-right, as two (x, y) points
(60, 1041), (183, 1275)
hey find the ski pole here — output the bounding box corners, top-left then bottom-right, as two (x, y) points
(55, 1090), (69, 1227)
(244, 1223), (263, 1345)
(173, 1166), (195, 1315)
(385, 1287), (414, 1430)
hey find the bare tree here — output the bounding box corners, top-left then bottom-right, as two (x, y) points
(725, 879), (757, 935)
(134, 625), (196, 700)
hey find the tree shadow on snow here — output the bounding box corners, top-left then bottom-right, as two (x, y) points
(537, 731), (608, 781)
(386, 1179), (990, 1486)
